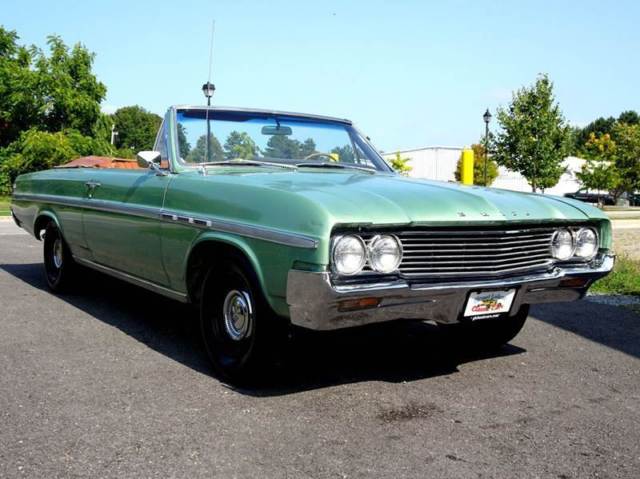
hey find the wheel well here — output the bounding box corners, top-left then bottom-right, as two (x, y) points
(186, 241), (257, 304)
(33, 214), (56, 240)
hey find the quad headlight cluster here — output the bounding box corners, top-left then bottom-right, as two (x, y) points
(551, 227), (598, 261)
(331, 234), (403, 275)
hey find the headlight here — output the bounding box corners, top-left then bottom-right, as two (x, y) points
(331, 235), (366, 275)
(368, 235), (402, 273)
(574, 227), (598, 259)
(551, 228), (575, 260)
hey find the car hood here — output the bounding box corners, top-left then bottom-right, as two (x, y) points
(237, 170), (607, 225)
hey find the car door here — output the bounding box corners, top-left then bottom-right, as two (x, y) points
(82, 168), (171, 286)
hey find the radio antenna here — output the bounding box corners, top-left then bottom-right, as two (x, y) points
(207, 20), (215, 83)
(201, 20), (216, 107)
(201, 20), (216, 169)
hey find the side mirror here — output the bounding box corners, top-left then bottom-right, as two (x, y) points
(136, 151), (167, 176)
(136, 151), (161, 168)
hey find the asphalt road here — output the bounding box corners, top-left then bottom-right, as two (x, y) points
(1, 220), (639, 478)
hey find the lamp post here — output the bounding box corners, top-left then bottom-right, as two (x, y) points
(482, 108), (492, 186)
(202, 82), (215, 106)
(110, 124), (118, 146)
(202, 82), (215, 162)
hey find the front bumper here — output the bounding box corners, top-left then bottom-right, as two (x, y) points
(286, 253), (615, 330)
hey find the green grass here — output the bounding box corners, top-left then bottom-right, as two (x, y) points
(591, 256), (640, 296)
(0, 196), (10, 217)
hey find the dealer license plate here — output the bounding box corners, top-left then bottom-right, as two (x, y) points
(463, 289), (516, 319)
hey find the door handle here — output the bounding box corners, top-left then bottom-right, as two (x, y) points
(85, 181), (101, 198)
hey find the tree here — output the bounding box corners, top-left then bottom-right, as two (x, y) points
(93, 112), (115, 144)
(0, 29), (106, 146)
(611, 122), (640, 195)
(263, 135), (316, 159)
(388, 152), (412, 175)
(573, 116), (616, 154)
(111, 105), (162, 152)
(577, 133), (621, 205)
(36, 35), (106, 136)
(63, 128), (113, 157)
(573, 111), (640, 154)
(185, 133), (224, 163)
(0, 27), (41, 148)
(176, 123), (190, 159)
(330, 145), (355, 163)
(0, 129), (77, 190)
(300, 138), (316, 158)
(0, 27), (108, 193)
(493, 74), (571, 192)
(223, 131), (258, 160)
(454, 143), (499, 186)
(618, 110), (640, 125)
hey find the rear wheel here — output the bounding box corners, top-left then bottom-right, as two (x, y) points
(43, 222), (78, 292)
(199, 258), (286, 383)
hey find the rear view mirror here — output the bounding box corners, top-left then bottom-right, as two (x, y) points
(261, 125), (292, 136)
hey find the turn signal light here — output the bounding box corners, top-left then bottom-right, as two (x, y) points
(559, 277), (590, 288)
(337, 297), (381, 312)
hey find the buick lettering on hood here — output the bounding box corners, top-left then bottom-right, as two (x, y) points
(10, 106), (614, 382)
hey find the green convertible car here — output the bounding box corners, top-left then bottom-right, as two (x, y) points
(11, 105), (614, 381)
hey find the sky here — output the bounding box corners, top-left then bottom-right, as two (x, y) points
(4, 0), (640, 152)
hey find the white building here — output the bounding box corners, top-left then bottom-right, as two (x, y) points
(383, 147), (584, 196)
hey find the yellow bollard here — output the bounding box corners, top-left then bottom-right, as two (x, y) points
(461, 148), (474, 185)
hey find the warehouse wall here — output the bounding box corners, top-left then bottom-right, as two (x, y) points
(383, 148), (584, 196)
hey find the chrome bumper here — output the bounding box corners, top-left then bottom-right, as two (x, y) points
(286, 253), (615, 330)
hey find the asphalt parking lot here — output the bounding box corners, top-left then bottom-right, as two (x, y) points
(1, 220), (639, 478)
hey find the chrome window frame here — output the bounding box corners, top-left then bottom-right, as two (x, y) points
(168, 105), (394, 173)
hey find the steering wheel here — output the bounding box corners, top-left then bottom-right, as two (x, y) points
(302, 152), (337, 162)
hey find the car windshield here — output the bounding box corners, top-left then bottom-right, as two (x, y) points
(175, 108), (390, 172)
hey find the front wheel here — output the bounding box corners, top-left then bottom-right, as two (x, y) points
(43, 222), (78, 292)
(199, 258), (286, 383)
(448, 305), (530, 350)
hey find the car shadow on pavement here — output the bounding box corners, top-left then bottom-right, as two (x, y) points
(2, 262), (525, 395)
(243, 324), (525, 397)
(529, 301), (640, 360)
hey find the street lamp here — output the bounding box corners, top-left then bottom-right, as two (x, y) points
(202, 82), (216, 106)
(483, 108), (492, 186)
(202, 82), (215, 163)
(110, 124), (118, 146)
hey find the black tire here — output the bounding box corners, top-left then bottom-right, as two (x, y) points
(451, 304), (530, 350)
(199, 257), (286, 384)
(43, 222), (78, 292)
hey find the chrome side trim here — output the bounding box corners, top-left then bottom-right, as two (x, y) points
(13, 193), (319, 249)
(13, 193), (160, 220)
(159, 211), (318, 249)
(87, 199), (160, 220)
(74, 257), (188, 303)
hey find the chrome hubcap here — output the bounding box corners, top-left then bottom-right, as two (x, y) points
(53, 239), (63, 269)
(222, 290), (253, 341)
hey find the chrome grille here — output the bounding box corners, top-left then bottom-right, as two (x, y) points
(394, 226), (556, 278)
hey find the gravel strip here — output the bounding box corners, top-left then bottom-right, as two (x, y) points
(586, 293), (640, 306)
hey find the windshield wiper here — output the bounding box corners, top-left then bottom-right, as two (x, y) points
(198, 159), (297, 170)
(295, 162), (376, 173)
